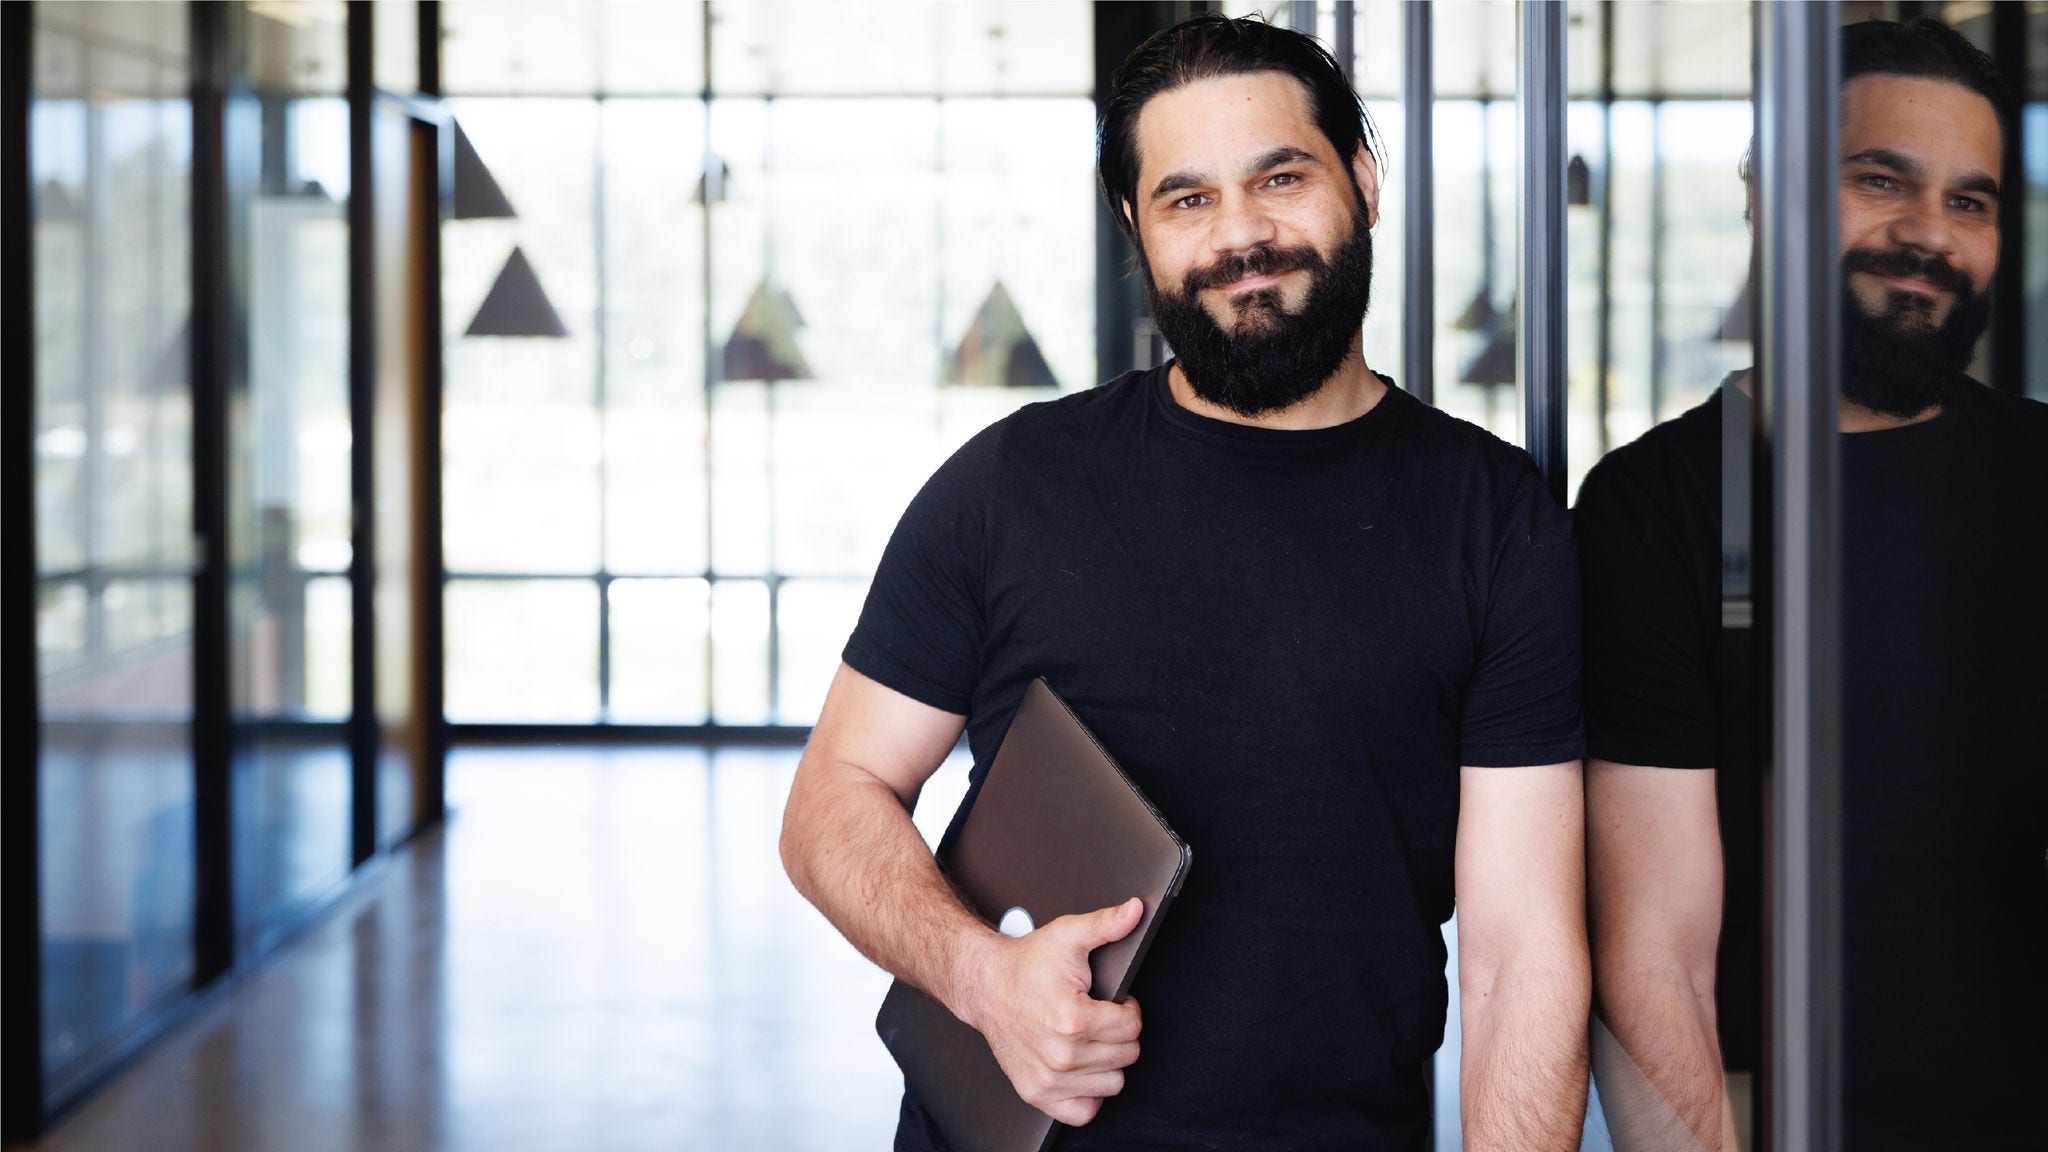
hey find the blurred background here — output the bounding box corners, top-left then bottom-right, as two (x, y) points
(4, 1), (2044, 1149)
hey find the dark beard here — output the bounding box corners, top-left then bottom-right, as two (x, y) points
(1139, 198), (1375, 418)
(1839, 245), (1989, 419)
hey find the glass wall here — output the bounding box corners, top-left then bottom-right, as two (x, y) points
(440, 0), (1096, 726)
(224, 0), (356, 959)
(1566, 4), (1757, 1149)
(30, 0), (197, 1096)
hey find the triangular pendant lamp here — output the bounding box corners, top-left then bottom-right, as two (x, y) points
(1452, 289), (1501, 334)
(1460, 297), (1517, 387)
(721, 280), (812, 381)
(466, 247), (568, 337)
(943, 281), (1059, 390)
(453, 120), (517, 219)
(692, 153), (732, 205)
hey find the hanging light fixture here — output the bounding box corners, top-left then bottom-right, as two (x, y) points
(944, 281), (1059, 390)
(466, 247), (568, 337)
(452, 121), (517, 220)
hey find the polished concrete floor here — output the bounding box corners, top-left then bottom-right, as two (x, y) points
(28, 745), (1628, 1152)
(28, 745), (972, 1152)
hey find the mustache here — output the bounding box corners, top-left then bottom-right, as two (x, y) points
(1841, 245), (1972, 295)
(1180, 244), (1324, 294)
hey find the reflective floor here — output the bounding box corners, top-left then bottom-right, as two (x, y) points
(29, 744), (1637, 1152)
(29, 745), (971, 1152)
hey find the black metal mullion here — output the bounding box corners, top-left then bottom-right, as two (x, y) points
(1758, 3), (1844, 1149)
(1593, 1), (1614, 456)
(594, 94), (612, 718)
(346, 0), (379, 868)
(1519, 0), (1569, 502)
(418, 0), (440, 98)
(1, 0), (47, 1138)
(1333, 1), (1355, 84)
(700, 2), (718, 723)
(1402, 0), (1434, 405)
(189, 0), (234, 993)
(1990, 1), (2026, 396)
(418, 1), (448, 827)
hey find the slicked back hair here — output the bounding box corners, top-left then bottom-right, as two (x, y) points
(1843, 17), (2011, 147)
(1097, 12), (1383, 242)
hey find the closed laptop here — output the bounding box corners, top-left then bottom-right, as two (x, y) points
(877, 678), (1192, 1152)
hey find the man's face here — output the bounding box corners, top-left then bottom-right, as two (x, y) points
(1126, 72), (1381, 416)
(1836, 73), (2002, 415)
(1839, 73), (2001, 331)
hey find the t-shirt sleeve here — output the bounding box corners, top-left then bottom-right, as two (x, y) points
(1460, 468), (1587, 767)
(839, 428), (1001, 717)
(1573, 460), (1717, 769)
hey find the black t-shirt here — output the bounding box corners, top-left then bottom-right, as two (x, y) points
(846, 364), (1584, 1152)
(1576, 378), (2048, 1149)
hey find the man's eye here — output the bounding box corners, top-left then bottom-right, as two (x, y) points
(1949, 196), (1985, 213)
(1266, 172), (1299, 187)
(1172, 193), (1209, 210)
(1859, 173), (1898, 190)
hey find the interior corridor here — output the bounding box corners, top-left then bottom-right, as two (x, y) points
(22, 747), (971, 1152)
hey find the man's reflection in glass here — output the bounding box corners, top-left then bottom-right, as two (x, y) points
(1577, 18), (2048, 1151)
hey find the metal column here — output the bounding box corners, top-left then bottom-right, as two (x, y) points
(1519, 0), (1568, 503)
(1403, 1), (1434, 405)
(1758, 3), (1844, 1150)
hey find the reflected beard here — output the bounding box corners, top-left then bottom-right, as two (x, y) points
(1139, 199), (1375, 418)
(1839, 246), (1989, 419)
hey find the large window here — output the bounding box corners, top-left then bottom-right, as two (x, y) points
(440, 1), (1096, 726)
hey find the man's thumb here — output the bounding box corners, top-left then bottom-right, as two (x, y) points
(1077, 896), (1143, 948)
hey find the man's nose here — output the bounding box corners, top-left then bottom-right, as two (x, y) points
(1886, 192), (1957, 259)
(1208, 189), (1278, 256)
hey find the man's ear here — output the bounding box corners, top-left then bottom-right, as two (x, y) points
(1351, 144), (1382, 229)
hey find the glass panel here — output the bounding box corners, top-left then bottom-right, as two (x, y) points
(443, 98), (601, 577)
(32, 2), (197, 1092)
(1567, 3), (1757, 1149)
(1826, 11), (2048, 1147)
(441, 0), (706, 96)
(607, 577), (710, 722)
(603, 98), (708, 576)
(2029, 103), (2048, 401)
(227, 1), (354, 956)
(710, 2), (939, 96)
(773, 579), (864, 726)
(373, 0), (418, 95)
(445, 579), (601, 721)
(709, 578), (769, 724)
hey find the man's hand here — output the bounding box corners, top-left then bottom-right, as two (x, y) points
(956, 897), (1146, 1127)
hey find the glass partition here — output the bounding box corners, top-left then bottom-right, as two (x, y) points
(1565, 3), (1757, 1150)
(30, 0), (198, 1098)
(224, 0), (355, 959)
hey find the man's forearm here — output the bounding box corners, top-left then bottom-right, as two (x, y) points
(1461, 954), (1592, 1151)
(1591, 959), (1735, 1152)
(780, 757), (998, 1020)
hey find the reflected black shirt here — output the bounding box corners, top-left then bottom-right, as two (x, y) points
(847, 364), (1584, 1152)
(1577, 378), (2048, 1149)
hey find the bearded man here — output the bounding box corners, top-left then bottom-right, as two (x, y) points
(781, 14), (1591, 1152)
(1578, 17), (2048, 1151)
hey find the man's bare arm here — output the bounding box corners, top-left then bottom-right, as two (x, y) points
(780, 662), (988, 1006)
(780, 663), (1143, 1125)
(1457, 762), (1593, 1151)
(1586, 761), (1736, 1152)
